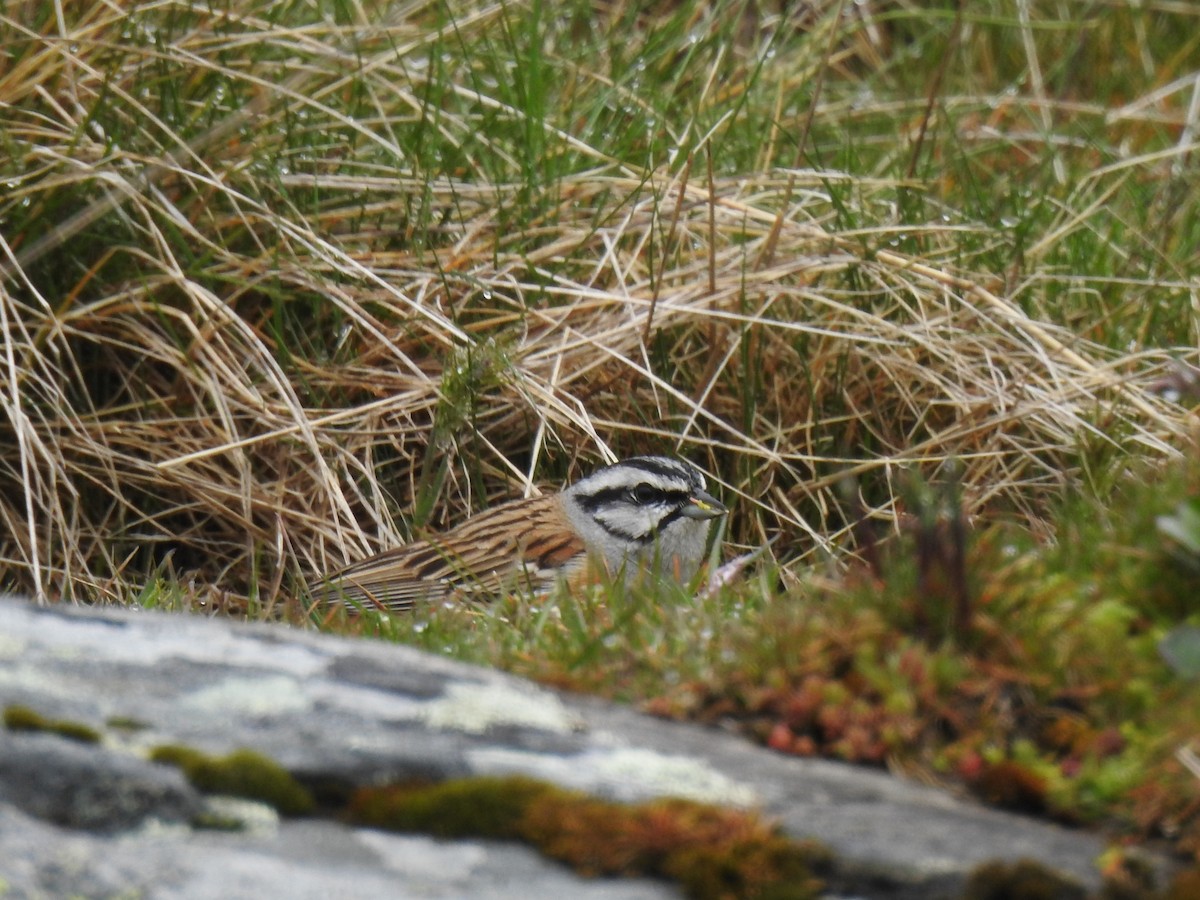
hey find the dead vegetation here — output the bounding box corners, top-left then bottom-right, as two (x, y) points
(0, 0), (1196, 606)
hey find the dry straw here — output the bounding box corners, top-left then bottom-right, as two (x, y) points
(0, 0), (1193, 606)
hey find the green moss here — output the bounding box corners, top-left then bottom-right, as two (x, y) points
(149, 744), (210, 770)
(4, 705), (49, 731)
(45, 720), (101, 744)
(663, 832), (827, 900)
(150, 744), (313, 816)
(3, 704), (102, 744)
(105, 715), (150, 731)
(189, 809), (250, 831)
(346, 775), (829, 900)
(348, 775), (552, 840)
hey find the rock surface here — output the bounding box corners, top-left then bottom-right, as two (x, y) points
(0, 600), (1151, 898)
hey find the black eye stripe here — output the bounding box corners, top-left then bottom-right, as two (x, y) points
(591, 516), (657, 545)
(576, 485), (686, 513)
(655, 507), (689, 533)
(589, 496), (694, 545)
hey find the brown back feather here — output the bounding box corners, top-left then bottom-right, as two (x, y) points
(315, 493), (587, 612)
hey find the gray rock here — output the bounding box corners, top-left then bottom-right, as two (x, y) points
(0, 599), (1163, 898)
(0, 731), (201, 831)
(0, 803), (677, 899)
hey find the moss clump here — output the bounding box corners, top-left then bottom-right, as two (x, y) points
(149, 744), (209, 771)
(4, 704), (102, 744)
(665, 833), (827, 900)
(150, 745), (313, 815)
(105, 715), (150, 731)
(970, 760), (1050, 816)
(348, 775), (551, 840)
(189, 809), (251, 831)
(345, 775), (829, 900)
(962, 859), (1087, 900)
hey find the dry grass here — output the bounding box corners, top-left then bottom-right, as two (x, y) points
(1, 0), (1197, 607)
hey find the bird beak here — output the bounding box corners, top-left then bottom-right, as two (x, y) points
(682, 489), (727, 520)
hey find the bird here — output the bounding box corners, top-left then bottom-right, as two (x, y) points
(312, 456), (727, 613)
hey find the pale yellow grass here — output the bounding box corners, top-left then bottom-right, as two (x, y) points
(0, 0), (1194, 606)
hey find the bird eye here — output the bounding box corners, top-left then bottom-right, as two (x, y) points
(629, 484), (659, 504)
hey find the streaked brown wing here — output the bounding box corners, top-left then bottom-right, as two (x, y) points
(314, 493), (586, 613)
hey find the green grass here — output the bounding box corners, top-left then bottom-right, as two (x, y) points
(3, 0), (1199, 876)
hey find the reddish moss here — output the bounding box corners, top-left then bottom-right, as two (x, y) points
(521, 792), (655, 876)
(344, 775), (829, 900)
(523, 792), (829, 899)
(970, 760), (1048, 815)
(1039, 715), (1094, 757)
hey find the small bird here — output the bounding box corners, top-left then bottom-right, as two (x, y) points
(313, 456), (727, 612)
